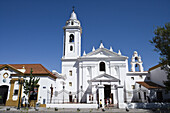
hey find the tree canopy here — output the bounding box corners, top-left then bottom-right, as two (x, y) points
(150, 22), (170, 90)
(23, 68), (40, 104)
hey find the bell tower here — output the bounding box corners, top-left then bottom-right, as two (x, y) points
(63, 8), (82, 59)
(131, 51), (144, 72)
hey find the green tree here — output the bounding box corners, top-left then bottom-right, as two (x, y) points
(23, 68), (40, 106)
(150, 22), (170, 90)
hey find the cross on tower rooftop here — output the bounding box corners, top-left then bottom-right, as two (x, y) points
(72, 6), (75, 12)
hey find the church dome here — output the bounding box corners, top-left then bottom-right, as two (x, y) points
(65, 10), (81, 27)
(70, 11), (77, 20)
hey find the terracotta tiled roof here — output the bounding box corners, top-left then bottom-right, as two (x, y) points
(0, 64), (56, 79)
(148, 64), (162, 71)
(136, 81), (164, 89)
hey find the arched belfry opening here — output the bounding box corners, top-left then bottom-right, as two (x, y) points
(131, 51), (144, 72)
(99, 62), (106, 71)
(69, 34), (74, 42)
(70, 46), (73, 51)
(135, 64), (140, 72)
(135, 57), (138, 62)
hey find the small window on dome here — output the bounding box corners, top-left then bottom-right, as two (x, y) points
(71, 21), (74, 25)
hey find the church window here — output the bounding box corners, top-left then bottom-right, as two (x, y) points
(138, 92), (141, 99)
(55, 91), (58, 97)
(69, 82), (72, 86)
(99, 62), (105, 71)
(139, 75), (143, 78)
(71, 21), (74, 25)
(70, 46), (73, 51)
(144, 92), (146, 100)
(69, 70), (72, 76)
(43, 99), (46, 104)
(89, 95), (91, 101)
(131, 77), (134, 80)
(14, 89), (18, 95)
(132, 85), (135, 89)
(69, 34), (74, 42)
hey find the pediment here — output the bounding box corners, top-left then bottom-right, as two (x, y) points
(82, 48), (127, 58)
(91, 73), (119, 82)
(0, 64), (24, 74)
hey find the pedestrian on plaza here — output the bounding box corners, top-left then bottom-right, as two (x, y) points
(99, 99), (102, 108)
(110, 98), (112, 104)
(107, 99), (109, 107)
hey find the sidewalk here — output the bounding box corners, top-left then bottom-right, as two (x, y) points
(0, 106), (155, 113)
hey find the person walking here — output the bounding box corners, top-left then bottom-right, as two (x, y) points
(21, 96), (25, 108)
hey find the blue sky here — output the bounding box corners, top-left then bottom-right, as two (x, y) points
(0, 0), (170, 72)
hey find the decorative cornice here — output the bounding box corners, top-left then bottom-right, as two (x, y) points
(110, 63), (126, 67)
(126, 71), (148, 75)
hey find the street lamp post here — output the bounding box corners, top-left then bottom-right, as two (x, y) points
(63, 85), (65, 104)
(80, 86), (82, 103)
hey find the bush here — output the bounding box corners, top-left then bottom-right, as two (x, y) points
(55, 107), (58, 111)
(77, 108), (80, 111)
(6, 108), (10, 111)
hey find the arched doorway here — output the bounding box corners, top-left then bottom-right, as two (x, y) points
(0, 85), (9, 105)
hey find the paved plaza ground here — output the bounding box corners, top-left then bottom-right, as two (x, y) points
(0, 106), (169, 113)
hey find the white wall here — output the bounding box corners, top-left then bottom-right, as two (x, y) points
(150, 66), (167, 86)
(0, 68), (20, 101)
(125, 72), (148, 102)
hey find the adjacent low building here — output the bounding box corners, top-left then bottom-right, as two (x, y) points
(0, 64), (57, 107)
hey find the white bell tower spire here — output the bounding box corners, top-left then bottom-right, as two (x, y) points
(63, 7), (82, 59)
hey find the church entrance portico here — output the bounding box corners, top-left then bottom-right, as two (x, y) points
(90, 73), (120, 108)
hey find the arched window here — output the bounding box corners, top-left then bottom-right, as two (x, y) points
(69, 70), (72, 76)
(70, 46), (73, 51)
(71, 21), (74, 25)
(69, 34), (74, 42)
(99, 62), (105, 71)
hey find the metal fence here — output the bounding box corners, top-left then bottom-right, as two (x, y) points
(47, 99), (83, 104)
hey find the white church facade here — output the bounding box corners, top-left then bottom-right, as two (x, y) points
(51, 9), (168, 108)
(0, 9), (169, 108)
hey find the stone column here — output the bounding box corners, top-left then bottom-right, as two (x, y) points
(98, 85), (105, 108)
(9, 80), (15, 100)
(117, 85), (125, 108)
(111, 86), (117, 105)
